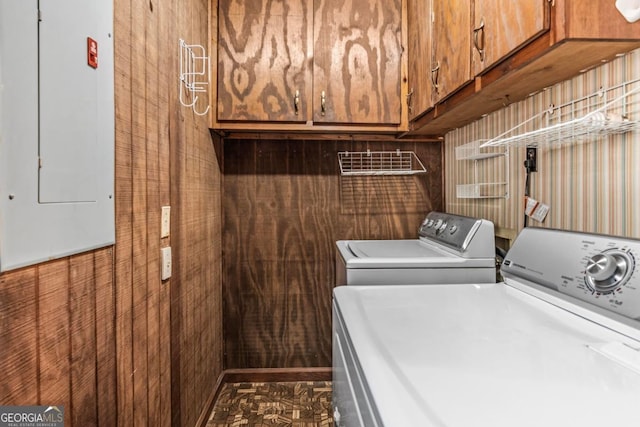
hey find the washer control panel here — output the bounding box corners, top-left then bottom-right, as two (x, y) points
(418, 211), (489, 254)
(502, 227), (640, 320)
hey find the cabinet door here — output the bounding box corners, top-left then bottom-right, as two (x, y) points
(407, 0), (433, 121)
(432, 0), (472, 102)
(313, 0), (402, 125)
(217, 0), (311, 122)
(473, 0), (549, 75)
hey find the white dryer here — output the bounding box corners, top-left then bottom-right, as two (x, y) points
(333, 227), (640, 427)
(336, 211), (496, 285)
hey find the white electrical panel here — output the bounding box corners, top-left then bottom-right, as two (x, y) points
(0, 0), (114, 271)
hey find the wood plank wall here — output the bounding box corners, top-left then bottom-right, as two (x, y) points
(0, 251), (116, 427)
(223, 139), (443, 368)
(0, 0), (223, 426)
(170, 0), (224, 425)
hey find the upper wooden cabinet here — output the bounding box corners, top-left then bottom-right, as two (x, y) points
(215, 0), (404, 131)
(431, 0), (472, 103)
(408, 0), (640, 135)
(313, 0), (402, 125)
(472, 0), (549, 75)
(407, 0), (473, 120)
(407, 0), (433, 121)
(217, 0), (311, 122)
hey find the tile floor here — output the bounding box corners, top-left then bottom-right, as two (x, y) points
(207, 381), (334, 427)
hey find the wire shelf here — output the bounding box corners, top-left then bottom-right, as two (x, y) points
(456, 183), (509, 199)
(480, 79), (640, 148)
(455, 140), (506, 160)
(338, 150), (427, 176)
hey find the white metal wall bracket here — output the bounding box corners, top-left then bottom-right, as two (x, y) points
(179, 38), (210, 116)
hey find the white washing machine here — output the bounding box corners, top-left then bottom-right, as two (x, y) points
(332, 227), (640, 427)
(335, 211), (496, 286)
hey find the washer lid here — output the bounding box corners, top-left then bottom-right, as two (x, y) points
(333, 283), (640, 427)
(337, 240), (495, 269)
(348, 240), (445, 258)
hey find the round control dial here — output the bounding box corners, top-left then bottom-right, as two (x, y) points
(585, 250), (634, 293)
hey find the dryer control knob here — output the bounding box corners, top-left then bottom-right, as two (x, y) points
(585, 251), (632, 293)
(587, 253), (619, 281)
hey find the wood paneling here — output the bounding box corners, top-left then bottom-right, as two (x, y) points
(95, 249), (117, 427)
(0, 252), (113, 427)
(0, 0), (223, 426)
(223, 139), (443, 368)
(0, 268), (38, 405)
(170, 0), (224, 425)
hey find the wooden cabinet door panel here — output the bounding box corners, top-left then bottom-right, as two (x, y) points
(313, 0), (402, 125)
(473, 0), (549, 75)
(432, 0), (472, 102)
(407, 0), (433, 120)
(218, 0), (311, 122)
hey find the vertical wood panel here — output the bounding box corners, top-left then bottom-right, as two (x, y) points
(114, 0), (135, 423)
(157, 0), (173, 425)
(0, 268), (38, 404)
(130, 0), (149, 424)
(38, 259), (71, 426)
(0, 253), (114, 427)
(94, 248), (116, 427)
(69, 253), (98, 426)
(223, 139), (443, 368)
(145, 0), (162, 425)
(171, 0), (224, 425)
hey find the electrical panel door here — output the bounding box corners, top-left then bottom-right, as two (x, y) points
(0, 0), (114, 272)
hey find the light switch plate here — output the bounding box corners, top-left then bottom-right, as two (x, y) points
(161, 206), (170, 238)
(161, 246), (172, 280)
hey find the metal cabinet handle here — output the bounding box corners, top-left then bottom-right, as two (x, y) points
(430, 61), (440, 91)
(473, 18), (486, 62)
(407, 88), (414, 114)
(321, 90), (326, 116)
(294, 90), (300, 115)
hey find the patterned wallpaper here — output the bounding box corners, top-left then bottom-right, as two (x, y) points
(445, 48), (640, 240)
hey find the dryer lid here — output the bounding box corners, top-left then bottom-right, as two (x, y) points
(333, 283), (640, 427)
